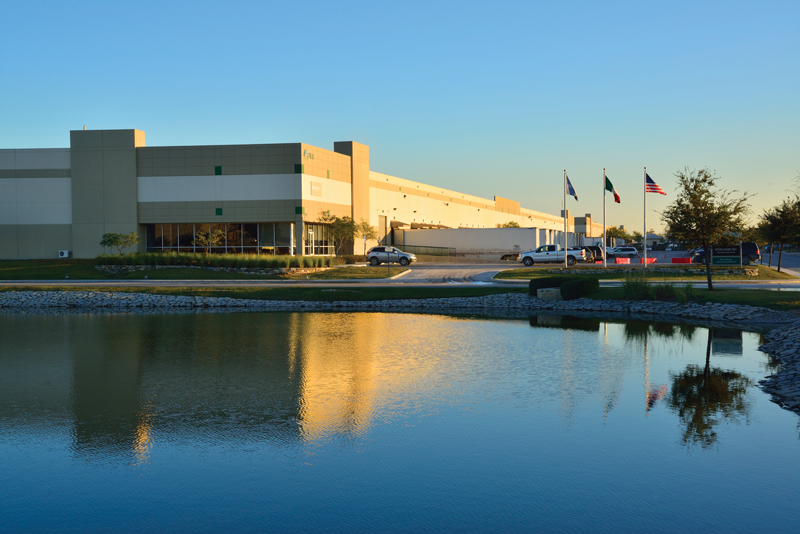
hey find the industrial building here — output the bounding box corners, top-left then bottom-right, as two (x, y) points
(0, 128), (604, 259)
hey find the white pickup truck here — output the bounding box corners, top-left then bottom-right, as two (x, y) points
(519, 245), (585, 266)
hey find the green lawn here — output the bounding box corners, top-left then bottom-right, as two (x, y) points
(588, 287), (800, 311)
(0, 260), (402, 281)
(0, 285), (526, 302)
(494, 264), (795, 281)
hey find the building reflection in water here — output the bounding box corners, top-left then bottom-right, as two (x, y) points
(0, 311), (760, 458)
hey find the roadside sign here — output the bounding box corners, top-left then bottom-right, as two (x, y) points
(712, 246), (740, 256)
(712, 257), (739, 265)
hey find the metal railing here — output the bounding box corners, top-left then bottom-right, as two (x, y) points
(396, 245), (457, 257)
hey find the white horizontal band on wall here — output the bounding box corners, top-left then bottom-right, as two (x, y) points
(300, 175), (352, 206)
(137, 174), (303, 203)
(0, 178), (73, 224)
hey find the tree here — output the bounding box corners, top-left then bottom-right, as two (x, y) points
(318, 211), (357, 255)
(661, 168), (752, 290)
(606, 226), (631, 243)
(631, 230), (644, 244)
(100, 232), (140, 255)
(192, 229), (225, 256)
(760, 198), (800, 272)
(355, 219), (378, 255)
(500, 221), (520, 228)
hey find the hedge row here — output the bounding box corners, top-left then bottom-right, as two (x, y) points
(528, 276), (573, 294)
(560, 278), (600, 300)
(528, 276), (599, 300)
(95, 252), (335, 269)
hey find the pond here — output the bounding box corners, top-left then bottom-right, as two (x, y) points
(1, 311), (798, 532)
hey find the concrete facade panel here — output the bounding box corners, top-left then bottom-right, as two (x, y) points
(0, 204), (17, 225)
(15, 178), (72, 203)
(14, 169), (71, 178)
(102, 149), (138, 224)
(13, 149), (71, 169)
(16, 224), (72, 259)
(0, 151), (15, 169)
(17, 203), (72, 224)
(72, 224), (106, 257)
(0, 179), (16, 202)
(0, 225), (18, 258)
(138, 174), (300, 203)
(69, 149), (104, 224)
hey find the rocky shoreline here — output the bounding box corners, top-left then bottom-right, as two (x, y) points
(1, 289), (798, 415)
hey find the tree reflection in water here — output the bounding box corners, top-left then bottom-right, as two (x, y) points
(667, 329), (751, 449)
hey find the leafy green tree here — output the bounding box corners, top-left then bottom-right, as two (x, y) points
(661, 168), (752, 290)
(318, 211), (357, 255)
(500, 221), (520, 228)
(760, 197), (800, 272)
(192, 229), (225, 256)
(100, 232), (140, 255)
(606, 226), (631, 243)
(355, 219), (378, 254)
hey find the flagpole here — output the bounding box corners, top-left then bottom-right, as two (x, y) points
(564, 170), (568, 269)
(643, 167), (647, 268)
(603, 168), (607, 268)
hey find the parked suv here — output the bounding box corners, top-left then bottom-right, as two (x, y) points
(367, 246), (416, 266)
(608, 246), (639, 259)
(584, 245), (604, 263)
(692, 242), (760, 265)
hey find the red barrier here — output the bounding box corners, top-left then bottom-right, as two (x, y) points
(671, 258), (691, 264)
(640, 257), (657, 264)
(595, 261), (603, 264)
(615, 258), (630, 264)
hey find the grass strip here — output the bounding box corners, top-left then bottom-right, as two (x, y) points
(494, 264), (795, 281)
(0, 260), (402, 281)
(0, 285), (526, 302)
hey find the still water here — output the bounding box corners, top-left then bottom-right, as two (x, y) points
(1, 312), (798, 533)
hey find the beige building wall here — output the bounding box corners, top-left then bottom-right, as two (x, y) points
(70, 129), (143, 258)
(368, 170), (571, 233)
(0, 148), (73, 258)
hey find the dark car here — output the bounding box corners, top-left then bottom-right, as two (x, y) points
(583, 246), (604, 263)
(692, 242), (760, 265)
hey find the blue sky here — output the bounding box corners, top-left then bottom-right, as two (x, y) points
(2, 0), (798, 232)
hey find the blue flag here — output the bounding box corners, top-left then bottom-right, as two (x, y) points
(566, 175), (578, 201)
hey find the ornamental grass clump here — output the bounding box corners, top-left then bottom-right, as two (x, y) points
(622, 271), (654, 300)
(653, 282), (677, 301)
(677, 283), (696, 304)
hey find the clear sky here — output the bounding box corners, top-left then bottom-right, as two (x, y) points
(2, 0), (798, 233)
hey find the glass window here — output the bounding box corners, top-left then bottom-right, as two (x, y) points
(242, 224), (257, 247)
(179, 224), (194, 250)
(226, 223), (242, 250)
(275, 223), (292, 255)
(146, 225), (157, 249)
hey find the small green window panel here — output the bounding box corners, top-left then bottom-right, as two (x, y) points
(295, 207), (305, 215)
(215, 166), (222, 175)
(327, 170), (330, 179)
(295, 164), (304, 174)
(215, 208), (223, 216)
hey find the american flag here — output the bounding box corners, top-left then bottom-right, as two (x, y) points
(645, 174), (666, 195)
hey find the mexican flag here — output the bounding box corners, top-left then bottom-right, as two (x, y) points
(605, 176), (621, 203)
